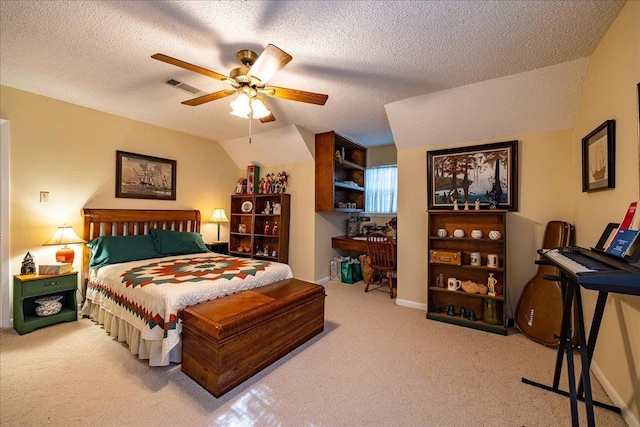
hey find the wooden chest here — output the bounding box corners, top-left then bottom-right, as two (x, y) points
(181, 278), (326, 397)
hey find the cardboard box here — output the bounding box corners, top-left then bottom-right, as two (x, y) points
(39, 263), (73, 275)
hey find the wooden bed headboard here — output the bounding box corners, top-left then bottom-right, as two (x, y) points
(81, 208), (201, 277)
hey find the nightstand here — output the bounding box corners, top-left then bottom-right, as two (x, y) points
(13, 271), (78, 335)
(206, 242), (229, 255)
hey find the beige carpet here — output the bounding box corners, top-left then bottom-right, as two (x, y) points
(0, 280), (628, 427)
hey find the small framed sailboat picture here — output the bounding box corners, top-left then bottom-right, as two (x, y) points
(116, 151), (177, 200)
(582, 119), (615, 192)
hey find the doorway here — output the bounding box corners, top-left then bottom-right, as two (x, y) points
(1, 119), (10, 328)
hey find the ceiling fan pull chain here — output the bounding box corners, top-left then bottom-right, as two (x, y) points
(249, 109), (253, 144)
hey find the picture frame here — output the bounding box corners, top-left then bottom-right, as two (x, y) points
(427, 140), (518, 211)
(581, 120), (615, 192)
(116, 150), (176, 200)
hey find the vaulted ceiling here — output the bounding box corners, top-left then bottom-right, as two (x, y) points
(0, 0), (626, 154)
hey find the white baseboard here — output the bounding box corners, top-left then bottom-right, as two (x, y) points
(591, 360), (639, 427)
(316, 276), (331, 285)
(396, 298), (427, 310)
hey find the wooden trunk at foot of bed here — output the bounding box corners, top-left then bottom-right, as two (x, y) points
(181, 278), (326, 397)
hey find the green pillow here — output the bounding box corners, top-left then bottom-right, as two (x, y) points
(87, 234), (160, 269)
(150, 229), (209, 256)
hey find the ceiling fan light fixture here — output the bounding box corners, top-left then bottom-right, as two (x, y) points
(251, 98), (271, 119)
(230, 93), (251, 118)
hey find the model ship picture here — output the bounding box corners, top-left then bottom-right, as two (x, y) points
(589, 136), (607, 182)
(121, 159), (173, 196)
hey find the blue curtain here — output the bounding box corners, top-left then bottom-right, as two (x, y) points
(365, 165), (397, 213)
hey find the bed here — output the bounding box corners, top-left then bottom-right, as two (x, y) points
(80, 208), (294, 366)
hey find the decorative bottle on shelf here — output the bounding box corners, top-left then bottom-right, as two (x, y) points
(272, 221), (278, 235)
(264, 221), (270, 235)
(483, 299), (500, 325)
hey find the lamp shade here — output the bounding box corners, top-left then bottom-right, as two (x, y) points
(230, 92), (273, 119)
(210, 209), (229, 223)
(210, 209), (229, 242)
(43, 226), (86, 264)
(230, 93), (251, 118)
(251, 97), (271, 119)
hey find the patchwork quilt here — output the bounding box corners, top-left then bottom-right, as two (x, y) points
(84, 253), (293, 360)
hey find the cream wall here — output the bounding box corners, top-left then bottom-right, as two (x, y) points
(397, 131), (573, 308)
(570, 1), (640, 423)
(1, 85), (239, 312)
(257, 162), (316, 282)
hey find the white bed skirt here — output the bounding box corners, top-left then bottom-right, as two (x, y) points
(81, 299), (180, 367)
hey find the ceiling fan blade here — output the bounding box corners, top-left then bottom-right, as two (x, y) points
(256, 95), (276, 123)
(249, 44), (292, 84)
(262, 86), (328, 105)
(181, 90), (236, 106)
(152, 53), (229, 82)
(260, 112), (276, 123)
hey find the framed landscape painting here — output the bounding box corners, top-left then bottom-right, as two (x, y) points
(116, 150), (177, 200)
(427, 140), (518, 211)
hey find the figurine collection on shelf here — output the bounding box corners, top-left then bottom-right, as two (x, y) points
(262, 220), (278, 235)
(255, 244), (277, 258)
(234, 170), (289, 195)
(258, 171), (288, 194)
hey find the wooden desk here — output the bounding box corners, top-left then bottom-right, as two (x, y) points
(332, 235), (369, 252)
(332, 235), (396, 252)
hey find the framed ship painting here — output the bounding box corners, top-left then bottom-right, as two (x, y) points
(116, 151), (177, 200)
(427, 140), (519, 211)
(582, 120), (615, 192)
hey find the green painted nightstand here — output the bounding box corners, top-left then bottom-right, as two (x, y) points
(13, 271), (78, 335)
(206, 242), (229, 255)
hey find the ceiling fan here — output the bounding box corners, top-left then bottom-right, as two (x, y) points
(152, 44), (328, 123)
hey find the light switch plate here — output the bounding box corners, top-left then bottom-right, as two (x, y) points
(40, 191), (49, 202)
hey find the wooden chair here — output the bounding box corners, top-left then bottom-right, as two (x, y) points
(366, 232), (397, 298)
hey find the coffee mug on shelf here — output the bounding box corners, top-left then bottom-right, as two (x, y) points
(436, 273), (445, 288)
(487, 254), (499, 268)
(437, 228), (448, 238)
(453, 229), (465, 238)
(470, 252), (481, 266)
(447, 278), (462, 291)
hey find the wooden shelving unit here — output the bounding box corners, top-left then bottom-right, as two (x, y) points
(426, 210), (508, 335)
(229, 193), (290, 264)
(315, 131), (367, 212)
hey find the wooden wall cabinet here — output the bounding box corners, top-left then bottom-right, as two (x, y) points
(426, 210), (508, 335)
(229, 193), (290, 264)
(315, 131), (367, 212)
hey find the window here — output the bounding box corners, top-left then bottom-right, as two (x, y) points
(365, 165), (397, 214)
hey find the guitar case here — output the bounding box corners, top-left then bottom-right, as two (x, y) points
(515, 221), (575, 346)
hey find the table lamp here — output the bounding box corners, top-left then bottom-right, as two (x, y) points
(43, 225), (86, 264)
(210, 208), (229, 241)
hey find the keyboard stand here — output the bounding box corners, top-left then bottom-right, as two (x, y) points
(521, 251), (622, 427)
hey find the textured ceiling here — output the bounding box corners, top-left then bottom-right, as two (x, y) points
(0, 0), (626, 149)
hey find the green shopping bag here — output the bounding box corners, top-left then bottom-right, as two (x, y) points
(341, 260), (354, 284)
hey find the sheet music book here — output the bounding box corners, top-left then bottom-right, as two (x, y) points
(619, 201), (639, 230)
(606, 229), (639, 257)
(600, 202), (640, 261)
